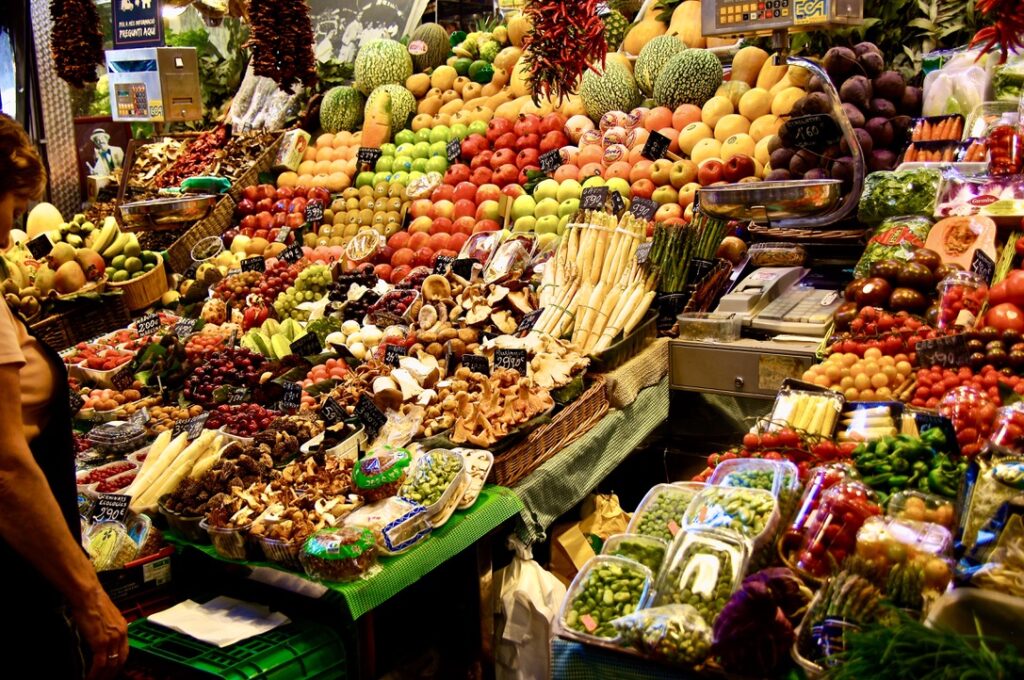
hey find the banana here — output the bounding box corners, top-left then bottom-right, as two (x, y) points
(91, 218), (120, 255)
(102, 232), (130, 260)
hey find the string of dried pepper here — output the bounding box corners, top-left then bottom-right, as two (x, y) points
(970, 0), (1024, 63)
(49, 0), (103, 88)
(521, 0), (608, 104)
(246, 0), (318, 90)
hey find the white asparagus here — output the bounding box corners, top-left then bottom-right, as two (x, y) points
(135, 432), (220, 511)
(127, 431), (186, 506)
(575, 280), (607, 348)
(623, 290), (657, 335)
(589, 226), (609, 286)
(584, 282), (624, 354)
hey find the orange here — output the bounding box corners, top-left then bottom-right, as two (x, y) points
(604, 161), (632, 180)
(627, 146), (645, 165)
(303, 146), (318, 162)
(629, 159), (653, 183)
(577, 144), (604, 166)
(631, 128), (650, 149)
(554, 164), (580, 182)
(644, 106), (673, 132)
(315, 147), (335, 162)
(329, 159), (348, 174)
(315, 133), (335, 148)
(578, 162), (604, 180)
(672, 104), (702, 130)
(335, 131), (353, 146)
(657, 127), (681, 153)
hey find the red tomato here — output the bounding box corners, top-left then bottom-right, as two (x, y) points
(1005, 275), (1024, 306)
(987, 303), (1024, 332)
(742, 433), (761, 450)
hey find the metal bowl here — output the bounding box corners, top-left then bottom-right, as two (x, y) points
(118, 194), (217, 227)
(698, 180), (843, 221)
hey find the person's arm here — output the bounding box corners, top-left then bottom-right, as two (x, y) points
(0, 365), (126, 678)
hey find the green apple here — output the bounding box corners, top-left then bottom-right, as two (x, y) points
(511, 195), (537, 220)
(537, 232), (559, 251)
(425, 156), (448, 174)
(380, 143), (397, 157)
(375, 156), (394, 173)
(428, 126), (451, 144)
(412, 141), (431, 159)
(373, 172), (392, 186)
(451, 123), (469, 140)
(415, 128), (433, 143)
(393, 155), (413, 172)
(395, 142), (415, 157)
(411, 158), (429, 173)
(391, 171), (411, 185)
(512, 215), (537, 232)
(355, 171), (376, 188)
(582, 175), (606, 189)
(394, 130), (415, 146)
(559, 198), (580, 216)
(556, 179), (583, 202)
(557, 214), (571, 235)
(429, 140), (448, 157)
(606, 177), (630, 197)
(533, 179), (559, 202)
(535, 214), (560, 235)
(534, 197), (560, 218)
(468, 120), (487, 136)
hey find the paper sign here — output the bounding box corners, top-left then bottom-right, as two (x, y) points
(783, 114), (842, 150)
(280, 382), (302, 410)
(174, 318), (197, 339)
(635, 242), (653, 265)
(69, 390), (85, 415)
(630, 197), (658, 221)
(494, 348), (528, 374)
(112, 365), (135, 391)
(580, 186), (609, 211)
(172, 412), (209, 440)
(383, 343), (409, 367)
(91, 494), (131, 524)
(516, 308), (544, 335)
(451, 258), (476, 280)
(609, 190), (625, 214)
(226, 387), (247, 405)
(539, 149), (563, 173)
(304, 201), (325, 224)
(433, 254), (455, 274)
(357, 147), (383, 167)
(916, 334), (969, 368)
(135, 313), (160, 337)
(280, 242), (304, 263)
(354, 393), (386, 436)
(27, 234), (53, 260)
(290, 333), (322, 357)
(275, 227), (291, 243)
(447, 139), (461, 163)
(971, 249), (996, 285)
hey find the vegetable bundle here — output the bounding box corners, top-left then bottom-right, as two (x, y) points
(648, 211), (729, 293)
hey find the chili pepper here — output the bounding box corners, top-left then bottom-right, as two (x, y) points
(887, 475), (910, 488)
(50, 0), (103, 88)
(970, 0), (1024, 63)
(928, 469), (959, 498)
(863, 473), (893, 487)
(892, 457), (910, 473)
(521, 0), (608, 103)
(246, 0), (317, 89)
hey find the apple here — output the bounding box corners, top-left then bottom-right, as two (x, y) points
(652, 185), (680, 205)
(476, 200), (501, 221)
(582, 175), (606, 189)
(454, 199), (476, 219)
(355, 171), (376, 188)
(535, 198), (560, 218)
(375, 245), (395, 265)
(376, 156), (394, 173)
(255, 211), (274, 229)
(516, 147), (540, 169)
(432, 199), (455, 220)
(470, 150), (494, 170)
(475, 183), (501, 203)
(511, 194), (537, 220)
(467, 120), (488, 137)
(258, 184), (276, 199)
(493, 132), (517, 150)
(723, 154), (756, 183)
(559, 198), (580, 216)
(655, 203), (683, 221)
(487, 118), (514, 142)
(453, 181), (478, 203)
(449, 232), (469, 252)
(502, 184), (525, 199)
(678, 182), (700, 208)
(409, 216), (433, 233)
(293, 186), (308, 198)
(515, 114), (541, 137)
(411, 158), (429, 173)
(410, 199), (433, 218)
(490, 148), (517, 170)
(453, 216), (477, 235)
(470, 166), (493, 186)
(425, 156), (448, 174)
(518, 165), (540, 185)
(240, 214), (257, 231)
(415, 128), (432, 143)
(493, 163), (520, 186)
(535, 215), (560, 235)
(512, 215), (537, 232)
(394, 130), (415, 146)
(697, 159), (725, 185)
(649, 159), (674, 186)
(606, 177), (630, 198)
(273, 212), (287, 228)
(429, 126), (452, 144)
(432, 184), (456, 202)
(430, 217), (453, 235)
(412, 141), (432, 159)
(290, 197), (308, 214)
(534, 179), (560, 202)
(392, 156), (412, 173)
(391, 171), (411, 186)
(242, 185), (260, 202)
(237, 198), (256, 215)
(556, 179), (582, 202)
(515, 133), (540, 152)
(630, 179), (656, 199)
(669, 160), (698, 189)
(255, 197), (273, 213)
(451, 124), (469, 140)
(539, 130), (569, 153)
(395, 142), (415, 158)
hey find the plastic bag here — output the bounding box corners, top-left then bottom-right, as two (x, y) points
(922, 49), (993, 117)
(610, 604), (712, 666)
(495, 537), (567, 680)
(853, 215), (934, 277)
(857, 169), (942, 224)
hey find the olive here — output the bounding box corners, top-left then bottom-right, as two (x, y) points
(969, 352), (987, 369)
(897, 262), (936, 292)
(834, 301), (859, 329)
(1002, 366), (1016, 377)
(889, 287), (928, 312)
(856, 277), (893, 308)
(910, 247), (943, 272)
(986, 340), (1006, 352)
(844, 278), (867, 302)
(870, 258), (903, 282)
(967, 338), (985, 352)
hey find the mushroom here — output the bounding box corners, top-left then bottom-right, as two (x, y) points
(418, 304), (439, 330)
(400, 355), (440, 388)
(391, 369), (424, 401)
(507, 289), (534, 315)
(421, 274), (452, 302)
(487, 285), (510, 306)
(491, 310), (518, 335)
(531, 355), (577, 389)
(465, 302), (491, 325)
(372, 376), (403, 411)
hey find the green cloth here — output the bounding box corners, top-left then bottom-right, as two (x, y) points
(169, 485), (522, 620)
(551, 638), (698, 679)
(513, 379), (669, 544)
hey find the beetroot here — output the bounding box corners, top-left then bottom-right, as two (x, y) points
(869, 148), (897, 171)
(854, 41), (883, 58)
(766, 168), (793, 181)
(841, 127), (874, 156)
(869, 98), (897, 119)
(823, 46), (858, 83)
(790, 149), (819, 175)
(873, 70), (906, 101)
(830, 156), (856, 188)
(858, 51), (885, 78)
(842, 102), (866, 128)
(865, 116), (894, 148)
(804, 168), (830, 180)
(769, 147), (795, 170)
(900, 86), (923, 116)
(840, 75), (873, 109)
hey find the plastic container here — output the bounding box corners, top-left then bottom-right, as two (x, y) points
(157, 495), (207, 543)
(455, 448), (493, 510)
(628, 483), (705, 543)
(299, 423), (365, 462)
(200, 519), (258, 561)
(675, 313), (741, 343)
(217, 426), (253, 447)
(925, 588), (1024, 646)
(837, 402), (901, 442)
(936, 271), (988, 329)
(76, 460), (138, 490)
(793, 481), (881, 578)
(76, 352), (137, 388)
(609, 604), (713, 666)
(95, 468), (138, 494)
(353, 447), (412, 502)
(483, 239), (532, 282)
(343, 497), (431, 555)
(398, 449), (465, 517)
(963, 101), (1018, 139)
(709, 458), (799, 499)
(601, 533), (668, 574)
(257, 535), (305, 570)
(988, 403), (1024, 454)
(962, 456), (1024, 548)
(788, 462), (860, 536)
(300, 526), (378, 583)
(87, 521), (137, 571)
(855, 516), (953, 590)
(459, 230), (502, 265)
(767, 387), (843, 438)
(887, 490), (956, 529)
(652, 527), (749, 626)
(556, 555), (653, 645)
(988, 123), (1023, 175)
(87, 421), (148, 455)
(749, 242), (807, 267)
(683, 486), (779, 549)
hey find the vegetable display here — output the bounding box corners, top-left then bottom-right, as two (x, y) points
(612, 604), (712, 666)
(562, 557), (652, 640)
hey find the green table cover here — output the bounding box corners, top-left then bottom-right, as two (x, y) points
(551, 638), (696, 680)
(169, 485), (523, 620)
(513, 379), (669, 544)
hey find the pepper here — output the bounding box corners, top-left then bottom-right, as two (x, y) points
(863, 472), (893, 487)
(892, 457), (910, 473)
(927, 468), (959, 498)
(887, 475), (910, 488)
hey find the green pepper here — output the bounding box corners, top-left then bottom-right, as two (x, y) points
(863, 472), (892, 487)
(927, 468), (959, 498)
(892, 457), (910, 473)
(921, 427), (947, 448)
(887, 474), (909, 488)
(875, 440), (891, 457)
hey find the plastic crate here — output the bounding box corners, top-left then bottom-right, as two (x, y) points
(129, 618), (347, 679)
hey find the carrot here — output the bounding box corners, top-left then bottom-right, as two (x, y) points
(904, 145), (914, 163)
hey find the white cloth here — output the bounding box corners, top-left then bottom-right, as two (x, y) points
(147, 596), (290, 648)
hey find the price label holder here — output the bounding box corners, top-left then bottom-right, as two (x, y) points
(91, 494), (131, 524)
(609, 190), (625, 214)
(226, 387), (248, 405)
(228, 328), (238, 348)
(916, 334), (969, 368)
(630, 197), (658, 222)
(241, 256), (265, 273)
(275, 226), (291, 243)
(69, 390), (85, 415)
(226, 268), (241, 277)
(635, 242), (653, 265)
(290, 333), (323, 357)
(112, 365), (134, 391)
(357, 147), (383, 168)
(384, 343), (409, 367)
(447, 138), (461, 163)
(174, 317), (197, 339)
(173, 412), (210, 440)
(305, 201), (325, 224)
(355, 393), (387, 438)
(461, 353), (490, 376)
(580, 186), (609, 211)
(516, 308), (544, 336)
(540, 149), (563, 173)
(434, 254), (455, 274)
(494, 348), (528, 374)
(690, 258), (717, 282)
(782, 114), (841, 151)
(130, 407), (150, 425)
(135, 313), (160, 337)
(641, 130), (671, 160)
(281, 381), (302, 410)
(972, 249), (996, 285)
(451, 258), (476, 280)
(319, 396), (346, 426)
(27, 233), (53, 260)
(280, 242), (304, 263)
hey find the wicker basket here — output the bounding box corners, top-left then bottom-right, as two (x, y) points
(228, 134), (283, 202)
(491, 376), (608, 487)
(30, 293), (132, 352)
(589, 311), (657, 373)
(108, 259), (168, 311)
(165, 195), (236, 274)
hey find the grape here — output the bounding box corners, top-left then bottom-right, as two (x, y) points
(273, 264), (333, 321)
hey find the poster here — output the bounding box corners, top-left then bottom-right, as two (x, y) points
(112, 0), (164, 49)
(307, 0), (429, 64)
(74, 116), (130, 200)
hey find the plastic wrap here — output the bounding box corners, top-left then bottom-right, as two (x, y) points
(853, 215), (934, 278)
(611, 604), (712, 666)
(87, 521), (137, 571)
(600, 533), (668, 574)
(556, 555), (653, 644)
(398, 449), (465, 516)
(788, 462), (860, 536)
(793, 481), (881, 578)
(300, 527), (378, 583)
(887, 490), (956, 529)
(961, 455), (1024, 549)
(652, 528), (749, 625)
(343, 496), (431, 555)
(855, 515), (953, 590)
(684, 486), (779, 549)
(922, 53), (990, 117)
(749, 243), (806, 267)
(627, 483), (705, 543)
(353, 447), (412, 502)
(857, 169), (942, 224)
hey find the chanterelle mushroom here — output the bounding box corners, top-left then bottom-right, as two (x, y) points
(491, 310), (517, 335)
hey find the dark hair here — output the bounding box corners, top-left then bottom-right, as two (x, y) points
(0, 114), (46, 200)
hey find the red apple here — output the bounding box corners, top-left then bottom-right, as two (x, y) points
(470, 166), (493, 186)
(308, 187), (331, 203)
(236, 198), (256, 215)
(539, 130), (568, 153)
(453, 216), (477, 235)
(486, 118), (514, 143)
(273, 198), (291, 213)
(256, 197), (273, 213)
(723, 154), (756, 183)
(258, 183), (276, 200)
(255, 211), (274, 230)
(501, 184), (525, 199)
(515, 113), (541, 137)
(409, 199), (433, 218)
(453, 181), (478, 203)
(470, 150), (494, 170)
(430, 217), (453, 235)
(697, 159), (725, 186)
(443, 164), (471, 186)
(390, 265), (412, 284)
(516, 148), (540, 169)
(391, 247), (416, 268)
(290, 197), (308, 214)
(454, 199), (476, 219)
(476, 183), (501, 203)
(432, 184), (456, 202)
(448, 233), (469, 253)
(432, 199), (455, 220)
(293, 186), (308, 198)
(387, 232), (411, 250)
(285, 212), (305, 228)
(413, 247), (435, 267)
(428, 233), (450, 251)
(473, 219), (500, 233)
(276, 186), (294, 200)
(373, 263), (393, 281)
(240, 214), (258, 230)
(493, 132), (517, 150)
(630, 178), (656, 199)
(515, 133), (540, 152)
(272, 212), (287, 228)
(253, 229), (269, 240)
(490, 148), (517, 170)
(540, 112), (567, 135)
(476, 200), (501, 221)
(493, 163), (520, 186)
(655, 203), (683, 221)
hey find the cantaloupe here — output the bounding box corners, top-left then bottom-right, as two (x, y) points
(26, 203), (63, 238)
(622, 19), (667, 56)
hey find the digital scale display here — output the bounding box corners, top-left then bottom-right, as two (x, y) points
(115, 83), (149, 118)
(702, 0), (861, 35)
(717, 0), (791, 26)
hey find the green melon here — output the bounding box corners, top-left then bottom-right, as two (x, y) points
(635, 35), (686, 97)
(653, 49), (724, 109)
(354, 39), (413, 95)
(578, 60), (642, 123)
(366, 84), (416, 134)
(410, 23), (450, 73)
(320, 86), (365, 133)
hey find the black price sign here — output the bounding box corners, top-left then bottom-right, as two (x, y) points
(280, 242), (304, 263)
(539, 149), (563, 173)
(174, 317), (197, 339)
(172, 412), (210, 440)
(319, 396), (346, 425)
(461, 353), (490, 376)
(610, 190), (625, 214)
(26, 234), (53, 260)
(136, 313), (160, 337)
(517, 308), (544, 335)
(226, 387), (248, 405)
(451, 258), (476, 280)
(275, 226), (291, 243)
(580, 186), (609, 211)
(783, 114), (841, 151)
(630, 197), (658, 222)
(447, 138), (461, 163)
(690, 258), (717, 283)
(111, 365), (134, 391)
(91, 494), (131, 524)
(281, 381), (302, 410)
(494, 348), (528, 374)
(241, 256), (265, 273)
(305, 201), (325, 224)
(916, 334), (970, 368)
(383, 343), (408, 367)
(357, 147), (383, 167)
(354, 393), (386, 436)
(69, 390), (85, 415)
(971, 249), (996, 285)
(641, 130), (671, 160)
(635, 242), (653, 265)
(433, 254), (455, 274)
(290, 332), (323, 357)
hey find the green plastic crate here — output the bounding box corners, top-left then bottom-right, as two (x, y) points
(129, 618), (346, 679)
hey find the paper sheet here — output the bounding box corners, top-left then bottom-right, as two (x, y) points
(147, 596), (291, 648)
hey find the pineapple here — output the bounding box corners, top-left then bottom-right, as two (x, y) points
(601, 10), (629, 50)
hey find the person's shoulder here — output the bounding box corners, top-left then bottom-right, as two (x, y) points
(0, 300), (26, 366)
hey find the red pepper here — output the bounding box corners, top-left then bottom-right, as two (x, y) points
(242, 295), (270, 331)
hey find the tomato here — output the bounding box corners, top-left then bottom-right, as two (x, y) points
(742, 433), (761, 450)
(1005, 275), (1024, 307)
(761, 432), (780, 448)
(777, 428), (800, 448)
(986, 303), (1024, 332)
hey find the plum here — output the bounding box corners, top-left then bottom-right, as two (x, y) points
(824, 46), (859, 82)
(868, 149), (897, 172)
(865, 116), (894, 148)
(869, 98), (897, 119)
(873, 71), (906, 102)
(766, 168), (793, 181)
(840, 76), (873, 109)
(842, 103), (866, 128)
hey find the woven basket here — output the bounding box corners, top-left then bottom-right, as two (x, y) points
(589, 311), (657, 373)
(108, 258), (168, 311)
(491, 376), (608, 487)
(31, 293), (131, 352)
(228, 134), (283, 202)
(165, 195), (236, 274)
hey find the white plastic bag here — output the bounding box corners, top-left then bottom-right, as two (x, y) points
(495, 537), (567, 680)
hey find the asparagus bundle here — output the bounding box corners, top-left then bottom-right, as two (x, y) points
(648, 210), (729, 293)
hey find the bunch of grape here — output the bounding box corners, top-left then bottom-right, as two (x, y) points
(256, 259), (303, 303)
(273, 264), (333, 320)
(213, 270), (262, 305)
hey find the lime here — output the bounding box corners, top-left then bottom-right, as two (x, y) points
(141, 250), (159, 265)
(124, 256), (142, 273)
(143, 262), (156, 272)
(453, 57), (473, 76)
(469, 61), (494, 84)
(111, 255), (127, 270)
(111, 270), (129, 282)
(450, 31), (467, 48)
(124, 241), (141, 258)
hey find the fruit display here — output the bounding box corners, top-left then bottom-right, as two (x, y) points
(205, 404), (280, 438)
(854, 516), (953, 591)
(273, 264), (333, 321)
(804, 348), (914, 402)
(182, 348), (267, 406)
(231, 183), (324, 247)
(240, 318), (313, 360)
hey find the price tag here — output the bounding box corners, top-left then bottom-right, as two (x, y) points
(494, 348), (528, 374)
(228, 328), (238, 348)
(635, 242), (653, 265)
(354, 393), (386, 437)
(111, 365), (134, 391)
(319, 396), (346, 425)
(91, 494), (131, 524)
(580, 186), (609, 211)
(305, 201), (325, 224)
(516, 308), (544, 335)
(444, 341), (456, 377)
(447, 138), (461, 163)
(539, 149), (563, 173)
(241, 256), (265, 273)
(383, 343), (408, 367)
(172, 412), (210, 440)
(971, 249), (996, 285)
(135, 313), (160, 337)
(26, 233), (53, 260)
(280, 242), (304, 263)
(461, 353), (490, 376)
(641, 130), (671, 160)
(226, 387), (248, 405)
(130, 407), (150, 425)
(595, 2), (612, 16)
(610, 190), (625, 214)
(690, 258), (717, 282)
(433, 254), (455, 274)
(290, 332), (323, 357)
(781, 114), (842, 151)
(451, 258), (476, 280)
(916, 334), (969, 368)
(630, 197), (658, 222)
(357, 147), (383, 167)
(275, 226), (291, 243)
(174, 317), (197, 339)
(69, 390), (85, 415)
(281, 381), (302, 410)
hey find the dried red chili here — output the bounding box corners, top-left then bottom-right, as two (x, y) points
(246, 0), (317, 90)
(49, 0), (104, 88)
(970, 0), (1024, 63)
(521, 0), (608, 104)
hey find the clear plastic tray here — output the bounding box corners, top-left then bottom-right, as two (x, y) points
(95, 467), (138, 495)
(837, 402), (901, 443)
(257, 534), (304, 570)
(300, 526), (378, 583)
(87, 421), (148, 454)
(600, 533), (668, 574)
(76, 353), (137, 388)
(453, 448), (493, 509)
(651, 527), (750, 625)
(200, 519), (258, 561)
(788, 462), (860, 535)
(76, 460), (139, 490)
(398, 449), (465, 518)
(793, 481), (881, 578)
(963, 100), (1017, 139)
(343, 497), (431, 555)
(87, 520), (137, 571)
(767, 388), (843, 438)
(676, 313), (741, 343)
(628, 483), (705, 543)
(886, 490), (956, 529)
(708, 459), (799, 499)
(556, 555), (654, 647)
(300, 423), (365, 462)
(855, 515), (953, 589)
(683, 486), (779, 549)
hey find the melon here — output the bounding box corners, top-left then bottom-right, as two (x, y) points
(669, 0), (705, 48)
(26, 202), (63, 238)
(510, 57), (532, 98)
(579, 60), (642, 123)
(635, 36), (686, 96)
(354, 39), (413, 95)
(366, 84), (416, 133)
(653, 49), (724, 109)
(507, 14), (532, 47)
(319, 86), (365, 133)
(409, 23), (450, 73)
(731, 46), (770, 87)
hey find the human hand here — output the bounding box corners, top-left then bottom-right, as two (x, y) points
(70, 587), (128, 680)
